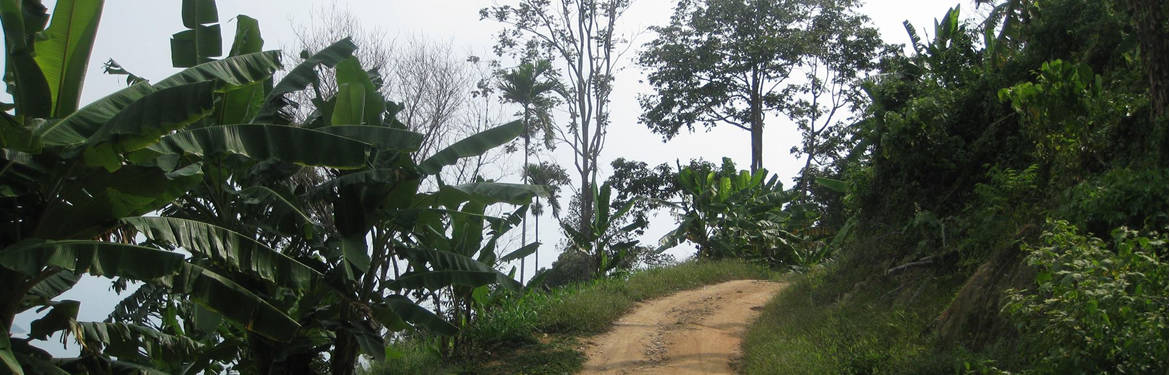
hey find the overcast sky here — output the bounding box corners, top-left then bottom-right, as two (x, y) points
(12, 0), (973, 356)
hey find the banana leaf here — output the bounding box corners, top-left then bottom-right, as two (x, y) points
(121, 217), (321, 290)
(418, 120), (524, 174)
(33, 0), (104, 117)
(150, 124), (371, 169)
(154, 51), (281, 90)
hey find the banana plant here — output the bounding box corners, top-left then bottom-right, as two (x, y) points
(0, 0), (364, 373)
(560, 182), (641, 278)
(658, 159), (799, 262)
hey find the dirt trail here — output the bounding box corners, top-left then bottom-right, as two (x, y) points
(580, 279), (784, 374)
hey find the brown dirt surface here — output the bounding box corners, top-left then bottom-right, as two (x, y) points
(580, 279), (784, 374)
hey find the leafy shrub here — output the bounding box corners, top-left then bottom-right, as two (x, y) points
(1003, 220), (1168, 374)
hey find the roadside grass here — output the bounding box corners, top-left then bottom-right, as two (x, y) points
(740, 261), (1019, 375)
(366, 259), (779, 374)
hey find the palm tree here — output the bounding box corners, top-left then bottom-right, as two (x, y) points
(498, 60), (559, 283)
(523, 161), (572, 279)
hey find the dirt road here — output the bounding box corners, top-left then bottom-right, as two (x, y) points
(580, 279), (784, 374)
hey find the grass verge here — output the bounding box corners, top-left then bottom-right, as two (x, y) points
(739, 260), (1027, 375)
(366, 259), (779, 374)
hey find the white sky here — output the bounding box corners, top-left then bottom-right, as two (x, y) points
(12, 0), (971, 356)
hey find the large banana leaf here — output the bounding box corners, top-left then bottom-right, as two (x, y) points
(152, 263), (299, 342)
(301, 168), (413, 201)
(21, 271), (79, 309)
(389, 250), (520, 292)
(419, 182), (544, 209)
(0, 240), (184, 279)
(236, 186), (317, 228)
(332, 57), (383, 126)
(318, 125), (423, 151)
(1, 321), (21, 375)
(418, 120), (524, 174)
(33, 0), (104, 117)
(371, 295), (457, 335)
(447, 182), (545, 206)
(36, 82), (155, 146)
(499, 242), (540, 263)
(36, 164), (203, 239)
(154, 51), (281, 90)
(121, 217), (321, 290)
(28, 300), (79, 340)
(73, 321), (204, 365)
(0, 0), (52, 118)
(82, 81), (216, 171)
(227, 14), (261, 56)
(150, 124), (371, 169)
(253, 38), (356, 123)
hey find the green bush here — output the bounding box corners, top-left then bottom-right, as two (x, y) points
(1003, 220), (1168, 374)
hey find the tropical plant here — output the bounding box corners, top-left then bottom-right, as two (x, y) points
(522, 161), (571, 278)
(0, 0), (342, 372)
(498, 59), (559, 283)
(659, 158), (810, 265)
(1003, 220), (1168, 374)
(560, 183), (641, 278)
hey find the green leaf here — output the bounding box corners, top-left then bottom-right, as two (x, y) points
(373, 296), (458, 335)
(419, 120), (524, 174)
(390, 250), (520, 292)
(82, 81), (216, 171)
(33, 0), (104, 117)
(237, 186), (317, 228)
(180, 0), (217, 27)
(121, 217), (322, 290)
(215, 80), (265, 124)
(302, 168), (415, 201)
(23, 271), (79, 309)
(28, 300), (79, 340)
(317, 125), (424, 151)
(155, 50), (281, 90)
(152, 263), (300, 342)
(0, 240), (185, 279)
(36, 82), (156, 146)
(332, 56), (384, 125)
(499, 242), (540, 263)
(331, 83), (367, 126)
(0, 321), (22, 375)
(442, 182), (545, 206)
(254, 38), (357, 123)
(0, 0), (52, 118)
(814, 177), (847, 193)
(73, 321), (205, 364)
(170, 24), (222, 68)
(341, 235), (371, 274)
(150, 124), (371, 169)
(227, 14), (262, 56)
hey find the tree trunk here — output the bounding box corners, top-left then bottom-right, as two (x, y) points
(749, 71), (764, 172)
(521, 104), (530, 285)
(534, 196), (541, 277)
(329, 311), (359, 375)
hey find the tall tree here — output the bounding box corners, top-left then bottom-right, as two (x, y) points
(498, 59), (559, 282)
(786, 0), (883, 197)
(639, 0), (809, 172)
(481, 0), (631, 235)
(639, 0), (880, 177)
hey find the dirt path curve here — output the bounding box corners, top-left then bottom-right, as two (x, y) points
(580, 279), (784, 374)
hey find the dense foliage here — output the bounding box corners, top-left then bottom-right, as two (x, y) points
(0, 1), (542, 374)
(742, 0), (1168, 372)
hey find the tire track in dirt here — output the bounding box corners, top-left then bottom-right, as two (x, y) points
(580, 279), (784, 374)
